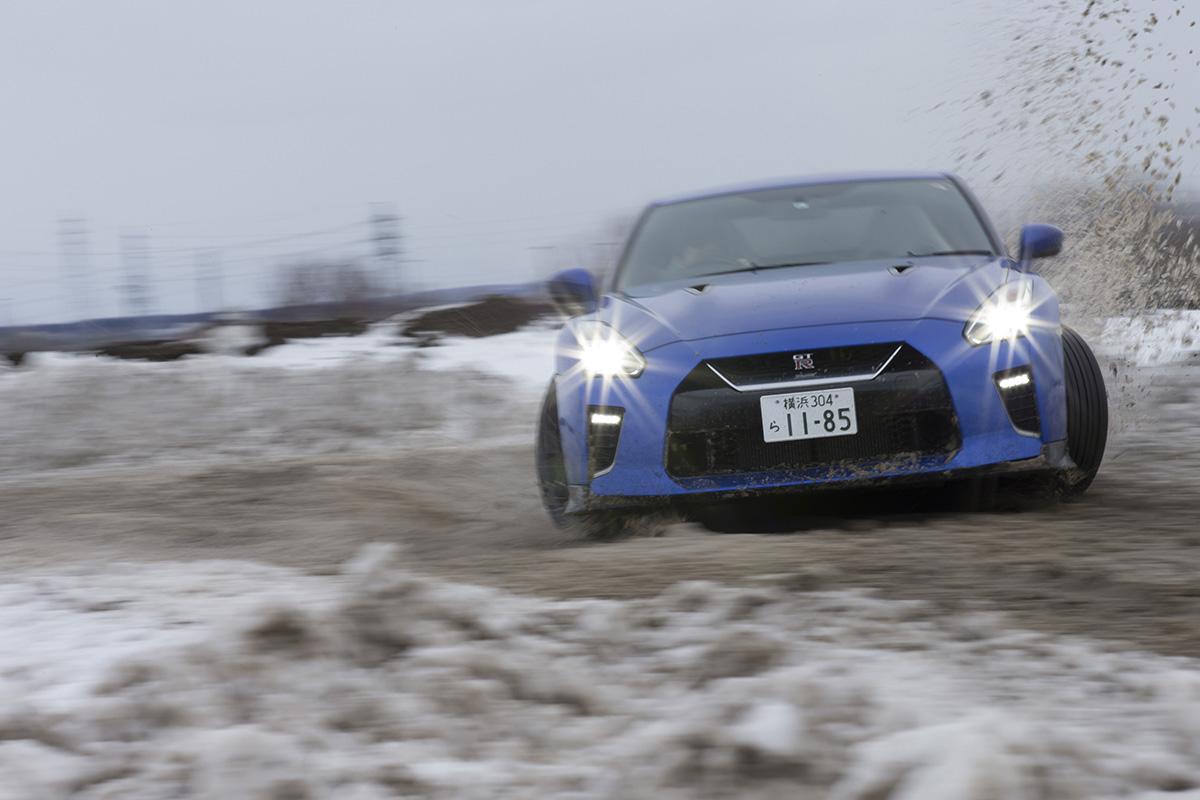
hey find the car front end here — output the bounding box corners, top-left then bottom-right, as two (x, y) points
(540, 173), (1096, 524)
(555, 303), (1069, 514)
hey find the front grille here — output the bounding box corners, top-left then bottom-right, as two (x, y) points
(706, 342), (901, 388)
(666, 344), (960, 480)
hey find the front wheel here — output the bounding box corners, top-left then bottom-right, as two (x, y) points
(1059, 326), (1108, 497)
(535, 382), (630, 539)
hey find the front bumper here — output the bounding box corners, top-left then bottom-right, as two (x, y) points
(556, 318), (1068, 509)
(568, 441), (1073, 513)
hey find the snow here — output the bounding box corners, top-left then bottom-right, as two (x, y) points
(193, 318), (560, 383)
(1098, 309), (1200, 366)
(2, 545), (1200, 798)
(3, 313), (1200, 796)
(245, 322), (413, 368)
(0, 322), (559, 475)
(195, 321), (267, 356)
(729, 700), (806, 760)
(411, 323), (559, 391)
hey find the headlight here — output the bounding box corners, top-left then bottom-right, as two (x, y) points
(572, 321), (646, 378)
(964, 279), (1035, 346)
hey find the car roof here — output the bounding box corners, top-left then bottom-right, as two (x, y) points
(651, 171), (955, 207)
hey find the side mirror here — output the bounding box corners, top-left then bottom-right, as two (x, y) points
(547, 268), (599, 317)
(1017, 224), (1063, 270)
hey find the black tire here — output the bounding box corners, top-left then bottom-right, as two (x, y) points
(535, 382), (628, 538)
(1060, 325), (1108, 497)
(536, 381), (572, 526)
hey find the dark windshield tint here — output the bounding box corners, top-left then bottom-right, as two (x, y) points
(616, 179), (995, 291)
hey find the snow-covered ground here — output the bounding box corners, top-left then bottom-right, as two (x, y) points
(242, 319), (559, 384)
(0, 322), (558, 475)
(6, 544), (1200, 799)
(1098, 310), (1200, 366)
(2, 314), (1200, 797)
(411, 324), (560, 390)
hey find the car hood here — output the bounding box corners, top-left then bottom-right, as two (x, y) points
(605, 257), (1012, 351)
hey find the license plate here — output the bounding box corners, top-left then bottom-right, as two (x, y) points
(760, 387), (858, 443)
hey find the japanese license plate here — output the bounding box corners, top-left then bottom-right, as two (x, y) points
(760, 387), (858, 443)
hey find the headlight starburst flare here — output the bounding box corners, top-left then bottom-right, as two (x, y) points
(572, 321), (646, 378)
(964, 279), (1035, 346)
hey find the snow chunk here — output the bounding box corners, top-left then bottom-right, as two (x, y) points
(729, 701), (806, 762)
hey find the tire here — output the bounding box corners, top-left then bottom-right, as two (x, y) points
(535, 382), (628, 538)
(1060, 325), (1108, 497)
(536, 382), (571, 526)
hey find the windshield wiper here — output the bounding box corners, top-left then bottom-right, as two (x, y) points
(691, 261), (830, 280)
(748, 260), (830, 270)
(905, 249), (993, 258)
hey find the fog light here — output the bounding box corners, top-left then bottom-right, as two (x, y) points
(997, 372), (1031, 390)
(994, 368), (1039, 436)
(587, 406), (623, 476)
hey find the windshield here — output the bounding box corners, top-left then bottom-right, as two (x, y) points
(616, 178), (996, 291)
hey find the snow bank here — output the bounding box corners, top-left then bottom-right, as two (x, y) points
(0, 355), (534, 474)
(242, 322), (413, 368)
(0, 324), (558, 475)
(3, 545), (1200, 799)
(412, 324), (559, 390)
(1098, 310), (1200, 367)
(248, 319), (558, 386)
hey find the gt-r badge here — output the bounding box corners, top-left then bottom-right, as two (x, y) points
(793, 353), (815, 371)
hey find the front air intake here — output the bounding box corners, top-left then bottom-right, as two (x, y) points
(587, 406), (623, 477)
(994, 368), (1040, 436)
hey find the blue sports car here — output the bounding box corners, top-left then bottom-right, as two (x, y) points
(537, 172), (1108, 534)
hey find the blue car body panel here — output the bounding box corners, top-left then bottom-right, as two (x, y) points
(551, 173), (1071, 507)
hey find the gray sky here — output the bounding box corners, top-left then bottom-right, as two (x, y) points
(0, 0), (1191, 323)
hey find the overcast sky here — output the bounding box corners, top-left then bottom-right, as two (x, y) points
(0, 0), (1193, 323)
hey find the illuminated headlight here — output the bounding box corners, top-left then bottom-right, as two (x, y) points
(964, 280), (1035, 346)
(573, 321), (646, 378)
